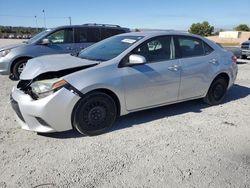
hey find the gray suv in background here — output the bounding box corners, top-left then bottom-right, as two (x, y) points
(241, 38), (250, 59)
(0, 23), (130, 79)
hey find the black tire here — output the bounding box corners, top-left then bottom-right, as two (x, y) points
(241, 55), (247, 59)
(12, 58), (29, 80)
(72, 92), (117, 136)
(204, 77), (228, 105)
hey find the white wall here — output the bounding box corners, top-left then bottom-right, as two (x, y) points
(219, 31), (240, 39)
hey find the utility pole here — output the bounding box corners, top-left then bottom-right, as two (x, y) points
(42, 9), (46, 29)
(69, 16), (72, 25)
(34, 16), (38, 32)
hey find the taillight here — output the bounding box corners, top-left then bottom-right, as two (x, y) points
(232, 56), (237, 64)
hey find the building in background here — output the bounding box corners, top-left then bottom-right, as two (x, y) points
(207, 31), (250, 46)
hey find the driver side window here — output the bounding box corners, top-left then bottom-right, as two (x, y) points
(47, 28), (73, 44)
(132, 36), (174, 63)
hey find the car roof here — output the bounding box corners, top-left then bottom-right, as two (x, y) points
(119, 31), (202, 38)
(52, 24), (129, 30)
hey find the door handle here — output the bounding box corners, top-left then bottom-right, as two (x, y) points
(168, 65), (180, 72)
(209, 59), (218, 65)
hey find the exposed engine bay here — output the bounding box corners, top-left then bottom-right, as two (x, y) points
(17, 64), (97, 100)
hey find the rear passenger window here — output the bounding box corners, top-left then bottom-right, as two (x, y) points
(100, 28), (110, 40)
(204, 42), (214, 55)
(86, 28), (100, 42)
(107, 29), (126, 36)
(177, 37), (204, 58)
(100, 28), (126, 40)
(75, 28), (87, 43)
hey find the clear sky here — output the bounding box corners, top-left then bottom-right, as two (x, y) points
(1, 0), (250, 30)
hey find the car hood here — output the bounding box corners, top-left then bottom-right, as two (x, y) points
(20, 54), (98, 80)
(0, 43), (25, 51)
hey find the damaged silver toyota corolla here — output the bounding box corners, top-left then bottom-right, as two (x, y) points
(11, 31), (238, 136)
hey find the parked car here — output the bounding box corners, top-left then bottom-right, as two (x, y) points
(224, 47), (242, 59)
(241, 38), (250, 59)
(8, 34), (15, 39)
(216, 43), (242, 60)
(11, 31), (238, 136)
(0, 23), (130, 79)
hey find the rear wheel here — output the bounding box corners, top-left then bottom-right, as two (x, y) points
(204, 77), (228, 105)
(72, 92), (117, 136)
(12, 58), (29, 80)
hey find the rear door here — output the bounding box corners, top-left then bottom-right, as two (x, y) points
(175, 35), (217, 100)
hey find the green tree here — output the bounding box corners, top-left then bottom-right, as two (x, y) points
(234, 24), (250, 31)
(189, 21), (214, 36)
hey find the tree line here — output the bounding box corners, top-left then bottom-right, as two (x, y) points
(0, 26), (44, 38)
(189, 22), (250, 36)
(1, 23), (249, 39)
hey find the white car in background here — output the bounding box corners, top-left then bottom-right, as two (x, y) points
(241, 38), (250, 59)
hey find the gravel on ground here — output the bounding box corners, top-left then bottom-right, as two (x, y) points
(0, 40), (250, 187)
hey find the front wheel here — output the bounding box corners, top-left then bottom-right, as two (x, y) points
(72, 92), (117, 136)
(204, 77), (228, 105)
(12, 59), (29, 80)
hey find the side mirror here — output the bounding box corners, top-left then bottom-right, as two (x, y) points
(129, 54), (146, 65)
(41, 38), (50, 45)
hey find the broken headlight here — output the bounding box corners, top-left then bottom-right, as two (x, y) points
(30, 79), (67, 99)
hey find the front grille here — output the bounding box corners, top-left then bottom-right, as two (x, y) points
(10, 95), (25, 123)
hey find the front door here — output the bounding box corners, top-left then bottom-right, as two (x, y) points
(44, 28), (75, 54)
(122, 36), (181, 111)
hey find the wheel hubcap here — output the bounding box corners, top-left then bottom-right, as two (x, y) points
(87, 106), (106, 125)
(17, 63), (26, 75)
(213, 84), (224, 100)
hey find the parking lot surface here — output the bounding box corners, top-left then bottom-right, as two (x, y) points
(1, 40), (250, 187)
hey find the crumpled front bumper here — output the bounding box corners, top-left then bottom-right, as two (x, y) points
(11, 86), (80, 133)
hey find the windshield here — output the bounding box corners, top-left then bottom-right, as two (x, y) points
(26, 29), (51, 44)
(79, 35), (144, 61)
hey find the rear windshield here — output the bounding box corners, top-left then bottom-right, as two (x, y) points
(79, 35), (143, 61)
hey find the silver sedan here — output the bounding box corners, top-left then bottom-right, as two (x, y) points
(11, 31), (238, 136)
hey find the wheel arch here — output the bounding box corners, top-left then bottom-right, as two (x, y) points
(213, 72), (230, 87)
(73, 88), (121, 117)
(87, 88), (121, 116)
(10, 56), (33, 74)
(204, 72), (230, 97)
(71, 88), (121, 135)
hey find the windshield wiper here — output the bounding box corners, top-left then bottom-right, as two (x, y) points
(89, 58), (106, 62)
(80, 57), (106, 62)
